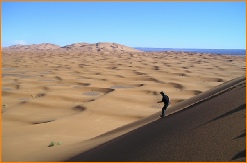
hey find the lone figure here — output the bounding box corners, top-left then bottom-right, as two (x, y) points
(157, 91), (170, 117)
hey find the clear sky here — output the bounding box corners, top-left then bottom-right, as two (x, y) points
(2, 2), (246, 49)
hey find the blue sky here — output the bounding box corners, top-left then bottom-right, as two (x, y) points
(2, 2), (246, 49)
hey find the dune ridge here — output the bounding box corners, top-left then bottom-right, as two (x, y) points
(2, 42), (246, 161)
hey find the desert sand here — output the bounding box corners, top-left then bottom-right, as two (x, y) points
(68, 76), (246, 161)
(1, 42), (246, 161)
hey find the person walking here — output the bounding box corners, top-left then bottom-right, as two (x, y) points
(157, 91), (170, 117)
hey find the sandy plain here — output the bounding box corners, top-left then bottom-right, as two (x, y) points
(1, 42), (246, 161)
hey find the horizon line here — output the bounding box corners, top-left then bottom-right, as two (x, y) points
(2, 43), (246, 50)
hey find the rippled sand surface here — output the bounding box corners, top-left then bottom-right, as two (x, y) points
(2, 45), (245, 161)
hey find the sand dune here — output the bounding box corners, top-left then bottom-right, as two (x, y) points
(4, 42), (142, 53)
(67, 76), (246, 161)
(5, 43), (61, 50)
(61, 42), (142, 52)
(1, 43), (246, 161)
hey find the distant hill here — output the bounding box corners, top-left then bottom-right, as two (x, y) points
(3, 42), (142, 53)
(5, 43), (61, 50)
(61, 42), (141, 52)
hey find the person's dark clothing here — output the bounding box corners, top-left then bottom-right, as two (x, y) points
(161, 95), (169, 116)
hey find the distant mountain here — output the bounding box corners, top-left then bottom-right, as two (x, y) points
(3, 42), (142, 53)
(5, 43), (61, 50)
(61, 42), (142, 52)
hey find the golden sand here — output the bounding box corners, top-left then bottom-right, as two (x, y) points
(2, 43), (246, 161)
